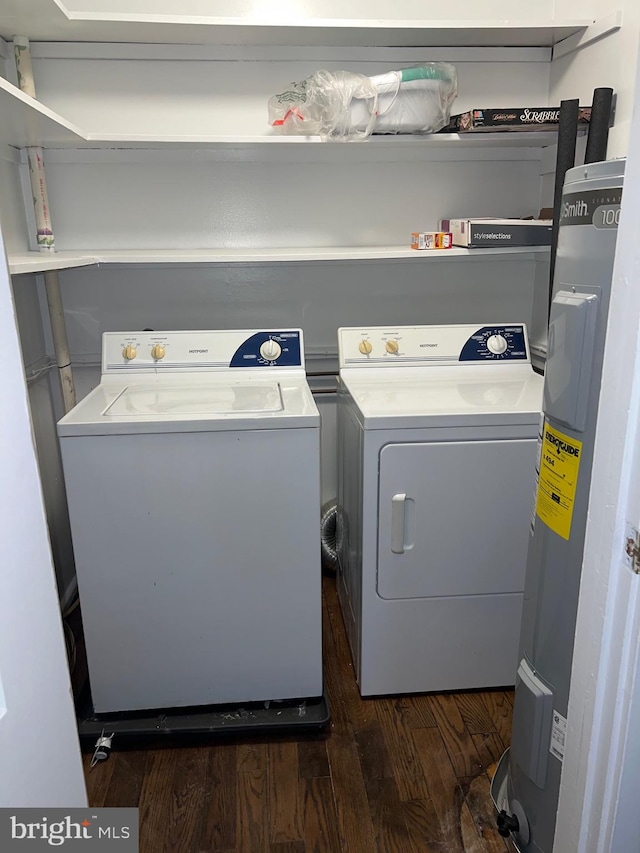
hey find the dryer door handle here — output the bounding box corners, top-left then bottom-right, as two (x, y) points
(391, 493), (407, 554)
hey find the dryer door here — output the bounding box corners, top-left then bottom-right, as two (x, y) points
(377, 439), (536, 600)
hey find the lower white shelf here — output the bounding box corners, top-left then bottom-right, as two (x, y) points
(8, 251), (98, 275)
(8, 244), (550, 275)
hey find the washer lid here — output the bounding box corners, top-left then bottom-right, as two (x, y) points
(105, 381), (284, 417)
(58, 377), (319, 436)
(340, 365), (544, 429)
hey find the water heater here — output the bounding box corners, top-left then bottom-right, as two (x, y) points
(492, 157), (625, 852)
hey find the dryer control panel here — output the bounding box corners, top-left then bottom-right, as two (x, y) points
(102, 330), (304, 372)
(338, 324), (530, 368)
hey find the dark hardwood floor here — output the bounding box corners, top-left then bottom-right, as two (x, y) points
(83, 577), (513, 852)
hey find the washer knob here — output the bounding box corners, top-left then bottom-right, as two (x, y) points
(260, 339), (282, 361)
(151, 344), (166, 360)
(385, 340), (400, 354)
(359, 340), (373, 355)
(122, 345), (137, 360)
(487, 334), (508, 355)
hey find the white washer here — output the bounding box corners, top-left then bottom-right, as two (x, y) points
(336, 324), (544, 696)
(58, 329), (322, 714)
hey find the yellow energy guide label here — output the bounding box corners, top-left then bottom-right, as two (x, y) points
(535, 422), (583, 540)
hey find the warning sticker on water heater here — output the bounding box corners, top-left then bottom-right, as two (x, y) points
(535, 422), (583, 540)
(550, 709), (568, 762)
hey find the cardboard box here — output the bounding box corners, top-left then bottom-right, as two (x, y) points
(410, 232), (452, 250)
(440, 106), (592, 133)
(447, 218), (552, 248)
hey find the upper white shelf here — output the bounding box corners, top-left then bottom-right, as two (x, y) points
(13, 22), (592, 48)
(0, 1), (591, 47)
(9, 245), (550, 275)
(0, 77), (571, 152)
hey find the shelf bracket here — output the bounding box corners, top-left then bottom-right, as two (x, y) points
(553, 11), (623, 61)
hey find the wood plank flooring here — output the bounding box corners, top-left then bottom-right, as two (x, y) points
(83, 577), (513, 852)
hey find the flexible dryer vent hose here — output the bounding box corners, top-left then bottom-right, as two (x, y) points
(320, 501), (339, 575)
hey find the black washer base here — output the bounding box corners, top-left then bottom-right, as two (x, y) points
(76, 689), (330, 750)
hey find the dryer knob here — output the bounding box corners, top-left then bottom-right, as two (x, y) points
(122, 345), (137, 360)
(359, 340), (373, 355)
(487, 334), (508, 355)
(385, 340), (400, 354)
(151, 344), (166, 360)
(260, 339), (282, 361)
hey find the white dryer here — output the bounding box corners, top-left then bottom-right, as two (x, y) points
(336, 324), (544, 696)
(58, 329), (322, 714)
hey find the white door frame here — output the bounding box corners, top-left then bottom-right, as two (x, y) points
(554, 39), (640, 853)
(0, 229), (86, 807)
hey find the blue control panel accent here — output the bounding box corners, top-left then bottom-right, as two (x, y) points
(459, 326), (528, 361)
(229, 331), (302, 367)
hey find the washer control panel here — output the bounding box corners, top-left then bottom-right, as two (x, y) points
(339, 324), (530, 367)
(103, 330), (303, 372)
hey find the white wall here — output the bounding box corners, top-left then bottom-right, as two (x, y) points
(39, 149), (545, 250)
(536, 9), (639, 233)
(550, 1), (640, 157)
(31, 48), (551, 139)
(56, 256), (542, 358)
(553, 0), (596, 15)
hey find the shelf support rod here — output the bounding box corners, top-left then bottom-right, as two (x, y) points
(13, 36), (76, 413)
